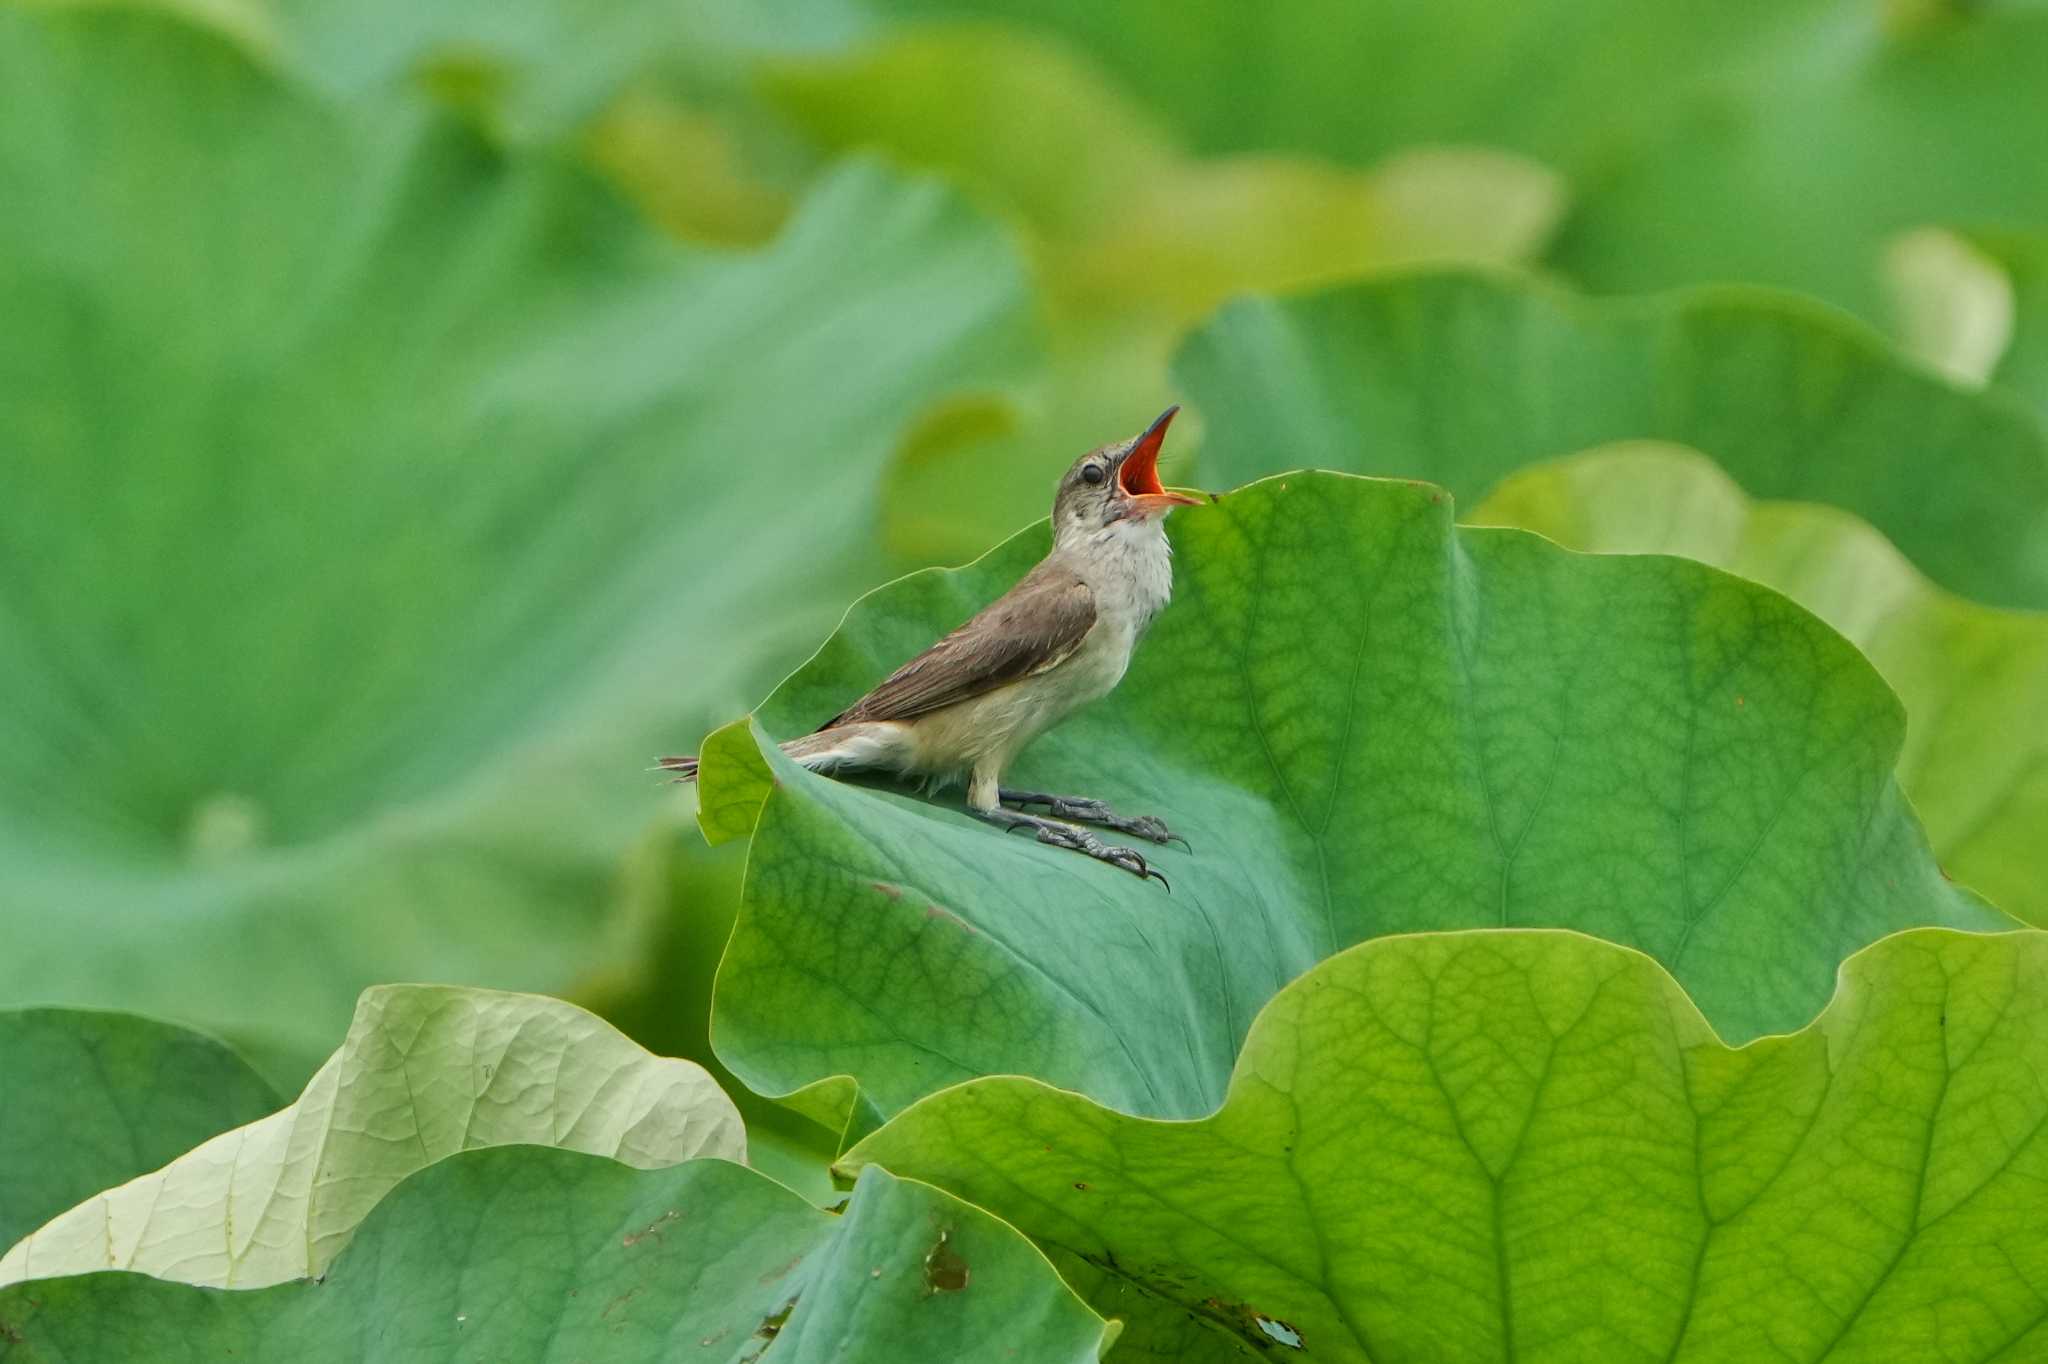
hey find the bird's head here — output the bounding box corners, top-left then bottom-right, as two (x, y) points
(1051, 406), (1201, 549)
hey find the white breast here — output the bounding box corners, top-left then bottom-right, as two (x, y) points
(1052, 516), (1175, 709)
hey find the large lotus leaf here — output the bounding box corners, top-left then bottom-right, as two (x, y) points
(0, 1011), (278, 1249)
(1473, 442), (2048, 929)
(1551, 7), (2048, 332)
(0, 985), (743, 1289)
(696, 472), (2009, 1131)
(847, 926), (2048, 1363)
(0, 8), (1034, 1074)
(0, 1151), (1116, 1363)
(1174, 271), (2048, 610)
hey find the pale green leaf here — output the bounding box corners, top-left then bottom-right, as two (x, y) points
(0, 985), (743, 1289)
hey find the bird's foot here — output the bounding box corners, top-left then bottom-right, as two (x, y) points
(976, 807), (1170, 890)
(997, 789), (1188, 850)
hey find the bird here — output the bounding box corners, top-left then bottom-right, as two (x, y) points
(662, 406), (1200, 885)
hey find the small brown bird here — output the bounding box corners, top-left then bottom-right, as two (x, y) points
(663, 407), (1199, 884)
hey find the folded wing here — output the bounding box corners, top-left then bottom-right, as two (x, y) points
(823, 564), (1096, 728)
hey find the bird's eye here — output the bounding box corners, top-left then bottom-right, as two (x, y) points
(1080, 463), (1106, 486)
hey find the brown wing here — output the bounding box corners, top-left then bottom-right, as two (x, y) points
(822, 563), (1096, 729)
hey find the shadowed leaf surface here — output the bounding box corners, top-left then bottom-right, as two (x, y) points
(699, 473), (2008, 1130)
(1474, 442), (2048, 929)
(0, 1153), (1115, 1363)
(848, 927), (2048, 1363)
(0, 1011), (278, 1248)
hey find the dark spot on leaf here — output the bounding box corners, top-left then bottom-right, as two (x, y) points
(1073, 1181), (1090, 1191)
(600, 1287), (640, 1319)
(757, 1297), (797, 1340)
(873, 881), (903, 900)
(760, 1252), (805, 1285)
(1254, 1315), (1305, 1349)
(621, 1209), (680, 1248)
(924, 903), (976, 933)
(1735, 694), (1745, 707)
(924, 1229), (970, 1294)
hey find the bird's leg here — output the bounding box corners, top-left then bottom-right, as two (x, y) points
(997, 788), (1186, 849)
(974, 806), (1170, 889)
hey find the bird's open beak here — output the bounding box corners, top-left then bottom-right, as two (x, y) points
(1117, 406), (1201, 513)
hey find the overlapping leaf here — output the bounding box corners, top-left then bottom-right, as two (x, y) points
(1176, 271), (2048, 610)
(0, 1011), (277, 1247)
(0, 7), (1034, 1075)
(1474, 442), (2048, 927)
(0, 1154), (1116, 1363)
(698, 473), (2009, 1131)
(0, 986), (743, 1288)
(848, 927), (2048, 1363)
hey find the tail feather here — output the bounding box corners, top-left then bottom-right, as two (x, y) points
(655, 721), (911, 787)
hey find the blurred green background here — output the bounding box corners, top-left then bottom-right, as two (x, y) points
(3, 0), (2044, 1118)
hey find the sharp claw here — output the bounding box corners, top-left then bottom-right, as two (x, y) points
(1166, 833), (1192, 852)
(1146, 866), (1171, 892)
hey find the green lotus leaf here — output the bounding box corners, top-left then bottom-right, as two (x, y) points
(1473, 442), (2048, 929)
(0, 985), (743, 1289)
(0, 1152), (1116, 1363)
(1175, 271), (2048, 610)
(846, 926), (2048, 1363)
(0, 8), (1034, 1074)
(0, 1010), (278, 1248)
(697, 472), (2009, 1130)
